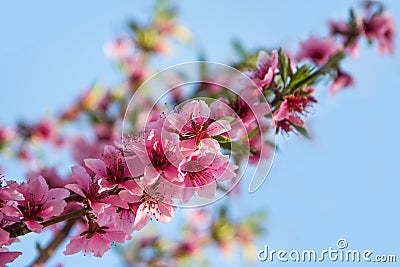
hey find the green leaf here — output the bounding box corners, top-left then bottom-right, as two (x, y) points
(242, 126), (259, 142)
(287, 64), (313, 91)
(212, 135), (232, 144)
(294, 125), (312, 139)
(278, 48), (290, 86)
(349, 8), (357, 30)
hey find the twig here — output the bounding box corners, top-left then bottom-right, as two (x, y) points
(5, 208), (85, 238)
(32, 219), (76, 266)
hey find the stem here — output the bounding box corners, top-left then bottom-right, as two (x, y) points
(65, 193), (84, 203)
(32, 219), (76, 266)
(5, 208), (85, 238)
(291, 51), (345, 90)
(42, 209), (85, 228)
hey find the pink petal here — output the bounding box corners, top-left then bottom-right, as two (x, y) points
(166, 113), (186, 131)
(207, 120), (231, 136)
(133, 203), (151, 231)
(87, 235), (111, 257)
(197, 183), (217, 199)
(103, 195), (129, 209)
(119, 190), (142, 203)
(106, 231), (127, 244)
(273, 101), (289, 121)
(0, 228), (9, 246)
(191, 100), (210, 119)
(154, 203), (174, 224)
(162, 165), (183, 183)
(102, 145), (119, 167)
(25, 220), (43, 233)
(90, 202), (108, 215)
(125, 155), (146, 177)
(84, 158), (107, 178)
(71, 166), (90, 190)
(117, 212), (135, 233)
(65, 184), (85, 198)
(64, 236), (86, 255)
(47, 188), (70, 200)
(120, 180), (143, 196)
(143, 166), (160, 185)
(215, 163), (238, 182)
(39, 199), (67, 219)
(251, 102), (269, 121)
(1, 206), (21, 218)
(200, 138), (220, 153)
(181, 188), (195, 204)
(28, 176), (49, 204)
(0, 250), (22, 266)
(178, 139), (198, 157)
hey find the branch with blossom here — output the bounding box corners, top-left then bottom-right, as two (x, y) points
(0, 1), (395, 266)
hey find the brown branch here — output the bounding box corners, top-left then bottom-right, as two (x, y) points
(64, 193), (84, 203)
(5, 208), (85, 238)
(32, 219), (76, 266)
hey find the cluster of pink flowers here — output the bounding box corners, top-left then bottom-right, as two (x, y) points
(273, 88), (317, 134)
(125, 99), (255, 204)
(0, 1), (395, 265)
(0, 176), (68, 264)
(1, 94), (270, 262)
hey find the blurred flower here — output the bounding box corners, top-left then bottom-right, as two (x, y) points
(363, 14), (395, 54)
(296, 36), (339, 65)
(330, 69), (354, 94)
(104, 37), (135, 60)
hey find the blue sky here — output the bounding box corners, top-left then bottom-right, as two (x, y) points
(1, 1), (399, 266)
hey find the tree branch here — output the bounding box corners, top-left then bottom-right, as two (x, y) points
(32, 219), (76, 266)
(5, 208), (85, 238)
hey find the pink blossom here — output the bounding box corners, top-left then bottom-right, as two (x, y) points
(65, 166), (128, 216)
(14, 176), (69, 233)
(64, 221), (127, 257)
(85, 145), (142, 196)
(133, 193), (175, 230)
(273, 88), (316, 133)
(119, 186), (176, 231)
(178, 150), (237, 202)
(329, 69), (354, 94)
(167, 100), (231, 153)
(112, 202), (139, 234)
(246, 50), (278, 88)
(363, 14), (395, 54)
(296, 36), (340, 65)
(127, 120), (183, 186)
